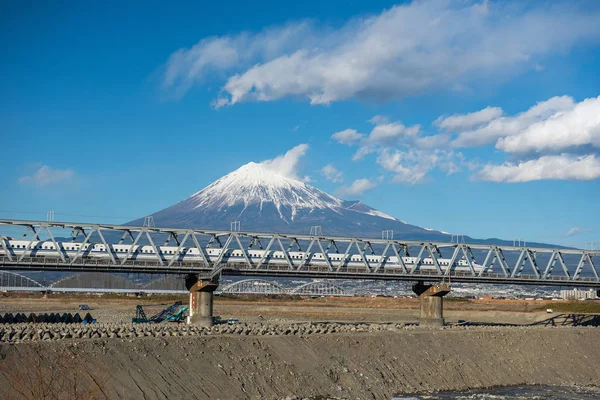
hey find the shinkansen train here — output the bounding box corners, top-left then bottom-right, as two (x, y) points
(1, 239), (485, 272)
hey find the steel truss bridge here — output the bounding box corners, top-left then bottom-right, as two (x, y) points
(219, 279), (348, 296)
(1, 219), (599, 288)
(0, 271), (348, 297)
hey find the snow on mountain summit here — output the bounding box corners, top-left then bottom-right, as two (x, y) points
(126, 159), (558, 245)
(129, 160), (463, 240)
(188, 162), (344, 219)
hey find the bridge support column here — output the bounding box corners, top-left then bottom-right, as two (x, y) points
(186, 275), (218, 327)
(413, 282), (451, 327)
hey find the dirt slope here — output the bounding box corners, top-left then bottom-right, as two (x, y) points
(1, 327), (599, 399)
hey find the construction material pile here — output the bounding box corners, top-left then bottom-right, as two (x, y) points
(1, 321), (589, 344)
(0, 312), (95, 324)
(0, 321), (409, 343)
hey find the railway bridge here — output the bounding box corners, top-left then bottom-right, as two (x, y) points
(1, 219), (599, 326)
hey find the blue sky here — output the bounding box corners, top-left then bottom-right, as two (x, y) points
(1, 0), (600, 247)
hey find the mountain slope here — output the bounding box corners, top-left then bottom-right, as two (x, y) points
(128, 162), (452, 240)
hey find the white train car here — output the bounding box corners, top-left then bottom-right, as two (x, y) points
(1, 239), (485, 273)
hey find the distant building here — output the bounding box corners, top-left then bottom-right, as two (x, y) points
(559, 289), (598, 300)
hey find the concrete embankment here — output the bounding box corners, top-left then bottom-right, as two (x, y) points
(1, 327), (599, 399)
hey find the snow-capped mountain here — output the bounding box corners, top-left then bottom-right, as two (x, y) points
(187, 162), (345, 222)
(128, 161), (452, 240)
(125, 161), (566, 247)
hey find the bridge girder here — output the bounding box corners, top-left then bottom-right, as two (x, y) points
(0, 219), (599, 288)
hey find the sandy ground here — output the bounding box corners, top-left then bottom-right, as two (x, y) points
(1, 294), (599, 399)
(0, 293), (574, 325)
(1, 327), (599, 399)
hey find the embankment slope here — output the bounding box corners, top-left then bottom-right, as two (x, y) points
(1, 327), (599, 399)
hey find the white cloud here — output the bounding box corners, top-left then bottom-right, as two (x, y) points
(434, 95), (600, 183)
(331, 129), (364, 145)
(566, 227), (581, 237)
(163, 23), (312, 98)
(451, 96), (575, 147)
(368, 115), (388, 125)
(377, 149), (460, 184)
(477, 154), (600, 183)
(333, 114), (462, 181)
(368, 122), (420, 143)
(18, 165), (74, 186)
(261, 144), (310, 181)
(321, 164), (343, 183)
(435, 106), (503, 131)
(336, 178), (377, 197)
(496, 96), (600, 153)
(331, 95), (600, 185)
(352, 145), (377, 161)
(348, 117), (422, 160)
(163, 1), (600, 107)
(414, 133), (451, 149)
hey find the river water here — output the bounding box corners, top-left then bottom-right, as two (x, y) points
(394, 385), (600, 399)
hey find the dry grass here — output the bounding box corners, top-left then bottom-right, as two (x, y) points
(2, 292), (599, 315)
(538, 301), (600, 314)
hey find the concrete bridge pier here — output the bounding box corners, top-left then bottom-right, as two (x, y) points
(413, 282), (451, 326)
(185, 274), (219, 327)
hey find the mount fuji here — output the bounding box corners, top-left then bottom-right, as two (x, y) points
(127, 161), (556, 247)
(128, 161), (456, 241)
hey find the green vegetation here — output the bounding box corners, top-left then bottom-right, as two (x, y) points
(540, 301), (600, 314)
